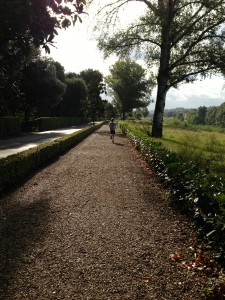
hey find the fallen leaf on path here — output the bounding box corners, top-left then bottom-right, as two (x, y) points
(169, 253), (182, 261)
(142, 277), (150, 283)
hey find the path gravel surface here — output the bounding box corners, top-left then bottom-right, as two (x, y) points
(0, 125), (208, 299)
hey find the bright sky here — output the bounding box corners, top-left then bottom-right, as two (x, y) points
(44, 1), (225, 110)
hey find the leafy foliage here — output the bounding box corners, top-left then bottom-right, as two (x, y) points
(79, 69), (106, 123)
(58, 77), (87, 118)
(20, 57), (66, 119)
(105, 59), (152, 119)
(0, 0), (86, 112)
(104, 102), (116, 120)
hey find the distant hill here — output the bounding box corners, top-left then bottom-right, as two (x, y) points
(149, 107), (198, 117)
(149, 107), (193, 116)
(149, 103), (224, 116)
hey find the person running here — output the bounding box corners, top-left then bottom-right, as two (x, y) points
(109, 118), (116, 143)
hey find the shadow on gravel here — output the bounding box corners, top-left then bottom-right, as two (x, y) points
(94, 130), (110, 136)
(0, 198), (51, 298)
(95, 130), (125, 138)
(94, 131), (125, 146)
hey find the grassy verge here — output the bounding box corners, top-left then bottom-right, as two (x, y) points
(162, 125), (225, 177)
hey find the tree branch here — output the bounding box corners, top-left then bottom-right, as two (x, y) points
(169, 66), (221, 88)
(172, 4), (209, 47)
(169, 20), (225, 71)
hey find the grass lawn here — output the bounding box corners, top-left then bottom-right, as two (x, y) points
(161, 125), (225, 176)
(125, 119), (225, 177)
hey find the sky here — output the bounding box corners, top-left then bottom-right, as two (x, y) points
(44, 1), (225, 110)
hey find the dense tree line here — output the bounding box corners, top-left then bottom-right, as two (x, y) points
(165, 103), (225, 127)
(0, 52), (107, 122)
(204, 104), (225, 127)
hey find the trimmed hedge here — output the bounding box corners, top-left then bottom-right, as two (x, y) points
(120, 121), (225, 266)
(0, 117), (21, 138)
(0, 122), (103, 195)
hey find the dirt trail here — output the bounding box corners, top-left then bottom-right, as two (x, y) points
(0, 125), (206, 300)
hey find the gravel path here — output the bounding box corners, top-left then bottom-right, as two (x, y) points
(0, 124), (208, 300)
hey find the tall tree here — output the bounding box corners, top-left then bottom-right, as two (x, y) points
(79, 69), (106, 123)
(214, 103), (225, 127)
(20, 57), (66, 120)
(0, 45), (40, 116)
(59, 77), (87, 117)
(94, 0), (225, 137)
(197, 106), (207, 124)
(65, 72), (79, 80)
(105, 60), (151, 119)
(54, 61), (66, 82)
(104, 102), (116, 119)
(205, 106), (218, 125)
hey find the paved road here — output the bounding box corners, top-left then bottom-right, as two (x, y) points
(0, 124), (91, 158)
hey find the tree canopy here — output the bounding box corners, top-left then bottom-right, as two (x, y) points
(20, 57), (66, 119)
(94, 0), (225, 137)
(0, 0), (86, 112)
(105, 59), (151, 119)
(59, 76), (87, 118)
(104, 102), (116, 120)
(79, 69), (106, 123)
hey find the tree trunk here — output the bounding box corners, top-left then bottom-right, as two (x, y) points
(152, 83), (169, 137)
(151, 1), (175, 137)
(151, 49), (170, 137)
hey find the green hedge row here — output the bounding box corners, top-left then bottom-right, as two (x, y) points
(120, 121), (225, 266)
(22, 117), (89, 132)
(0, 117), (21, 138)
(0, 122), (103, 195)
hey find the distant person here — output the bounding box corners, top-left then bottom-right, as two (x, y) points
(109, 118), (116, 143)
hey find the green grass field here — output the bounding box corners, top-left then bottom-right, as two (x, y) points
(126, 119), (225, 177)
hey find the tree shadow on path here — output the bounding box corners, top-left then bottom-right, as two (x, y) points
(94, 130), (125, 146)
(0, 198), (51, 299)
(113, 142), (124, 146)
